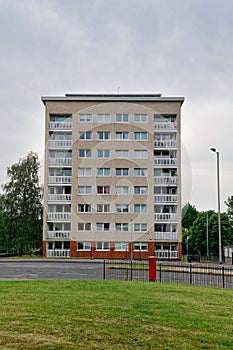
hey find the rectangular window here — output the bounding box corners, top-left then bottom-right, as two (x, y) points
(97, 204), (110, 213)
(79, 149), (92, 158)
(134, 150), (148, 159)
(116, 114), (128, 122)
(134, 186), (148, 195)
(97, 114), (110, 123)
(79, 114), (92, 123)
(134, 132), (148, 141)
(97, 168), (110, 176)
(78, 223), (91, 231)
(134, 204), (147, 213)
(97, 132), (110, 140)
(115, 186), (129, 195)
(78, 204), (91, 213)
(115, 150), (129, 158)
(134, 242), (148, 251)
(115, 223), (128, 231)
(134, 114), (148, 123)
(78, 186), (92, 194)
(97, 186), (110, 194)
(97, 150), (110, 158)
(78, 241), (91, 250)
(116, 132), (129, 140)
(79, 131), (92, 140)
(134, 168), (148, 177)
(116, 168), (129, 176)
(78, 168), (92, 176)
(115, 204), (129, 213)
(134, 223), (147, 231)
(115, 242), (128, 251)
(96, 242), (110, 250)
(97, 223), (110, 231)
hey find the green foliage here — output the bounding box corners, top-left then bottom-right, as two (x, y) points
(182, 202), (199, 229)
(0, 152), (43, 255)
(225, 195), (233, 224)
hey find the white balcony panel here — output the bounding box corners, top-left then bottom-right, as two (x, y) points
(154, 232), (178, 240)
(47, 213), (71, 220)
(49, 140), (72, 148)
(154, 141), (177, 148)
(48, 176), (72, 184)
(47, 231), (70, 239)
(154, 213), (178, 221)
(48, 194), (71, 202)
(154, 177), (177, 185)
(154, 250), (178, 259)
(48, 158), (72, 166)
(154, 195), (178, 203)
(49, 122), (72, 130)
(46, 249), (70, 257)
(154, 158), (177, 166)
(154, 122), (177, 130)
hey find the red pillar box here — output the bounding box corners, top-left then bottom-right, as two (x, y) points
(148, 256), (157, 282)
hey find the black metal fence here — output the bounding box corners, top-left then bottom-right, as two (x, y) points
(103, 260), (233, 289)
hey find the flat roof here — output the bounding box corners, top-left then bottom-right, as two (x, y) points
(41, 93), (185, 104)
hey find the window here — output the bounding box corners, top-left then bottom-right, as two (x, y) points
(134, 132), (148, 141)
(78, 223), (91, 231)
(115, 223), (128, 231)
(116, 114), (128, 122)
(115, 242), (128, 251)
(134, 168), (148, 177)
(97, 150), (110, 158)
(78, 242), (91, 250)
(79, 114), (92, 122)
(116, 132), (129, 140)
(134, 223), (147, 231)
(79, 149), (92, 158)
(116, 168), (128, 176)
(97, 223), (110, 231)
(97, 168), (110, 176)
(78, 204), (91, 213)
(115, 186), (129, 195)
(134, 150), (148, 159)
(134, 204), (147, 213)
(116, 204), (129, 213)
(134, 186), (148, 195)
(96, 242), (110, 250)
(97, 132), (110, 140)
(134, 114), (148, 123)
(115, 150), (129, 158)
(134, 242), (148, 251)
(97, 204), (110, 213)
(78, 186), (92, 194)
(97, 186), (110, 194)
(97, 114), (110, 123)
(79, 131), (92, 140)
(78, 168), (92, 176)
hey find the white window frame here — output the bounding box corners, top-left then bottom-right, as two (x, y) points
(115, 242), (128, 251)
(134, 186), (148, 195)
(134, 168), (148, 177)
(116, 132), (129, 140)
(116, 168), (129, 176)
(97, 150), (110, 158)
(77, 241), (91, 250)
(97, 132), (111, 140)
(115, 204), (129, 213)
(97, 114), (111, 123)
(79, 114), (93, 123)
(77, 204), (91, 213)
(97, 223), (110, 231)
(79, 149), (92, 158)
(78, 168), (92, 176)
(134, 204), (147, 213)
(134, 223), (148, 232)
(79, 131), (92, 140)
(134, 242), (148, 251)
(97, 168), (110, 176)
(115, 150), (129, 159)
(115, 186), (129, 195)
(97, 204), (110, 213)
(77, 223), (91, 231)
(115, 223), (128, 231)
(116, 114), (128, 122)
(134, 132), (148, 141)
(97, 186), (110, 194)
(134, 114), (148, 123)
(134, 150), (148, 159)
(96, 242), (110, 251)
(78, 186), (92, 194)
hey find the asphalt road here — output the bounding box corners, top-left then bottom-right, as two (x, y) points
(0, 260), (104, 280)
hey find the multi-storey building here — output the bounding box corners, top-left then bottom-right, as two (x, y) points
(42, 93), (184, 259)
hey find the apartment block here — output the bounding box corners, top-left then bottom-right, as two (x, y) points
(42, 93), (184, 259)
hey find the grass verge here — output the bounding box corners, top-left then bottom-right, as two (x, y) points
(0, 280), (232, 349)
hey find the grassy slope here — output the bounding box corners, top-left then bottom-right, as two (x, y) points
(0, 280), (232, 350)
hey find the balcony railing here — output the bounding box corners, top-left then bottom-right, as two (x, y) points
(154, 122), (177, 130)
(48, 158), (72, 166)
(47, 231), (70, 239)
(48, 194), (71, 202)
(154, 213), (178, 221)
(46, 249), (70, 257)
(47, 212), (71, 220)
(154, 250), (178, 259)
(154, 195), (177, 203)
(154, 232), (178, 240)
(48, 140), (72, 148)
(49, 122), (72, 130)
(48, 176), (72, 184)
(154, 141), (177, 148)
(154, 177), (177, 185)
(154, 158), (177, 166)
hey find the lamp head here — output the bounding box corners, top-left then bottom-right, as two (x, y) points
(210, 148), (216, 153)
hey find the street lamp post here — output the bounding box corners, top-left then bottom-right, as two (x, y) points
(210, 148), (222, 263)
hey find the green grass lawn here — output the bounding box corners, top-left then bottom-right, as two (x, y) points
(0, 281), (232, 350)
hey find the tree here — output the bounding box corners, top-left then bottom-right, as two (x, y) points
(225, 195), (233, 224)
(182, 203), (199, 254)
(1, 152), (43, 255)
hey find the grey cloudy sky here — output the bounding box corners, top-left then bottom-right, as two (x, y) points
(0, 0), (232, 211)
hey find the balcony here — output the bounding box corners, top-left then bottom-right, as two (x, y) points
(47, 212), (71, 221)
(154, 158), (177, 166)
(154, 213), (178, 222)
(154, 250), (178, 259)
(48, 140), (72, 148)
(154, 232), (178, 240)
(48, 158), (72, 166)
(154, 195), (177, 203)
(154, 141), (177, 148)
(154, 177), (177, 185)
(47, 231), (70, 239)
(48, 176), (72, 184)
(46, 249), (70, 257)
(154, 122), (177, 130)
(49, 122), (72, 130)
(48, 194), (71, 202)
